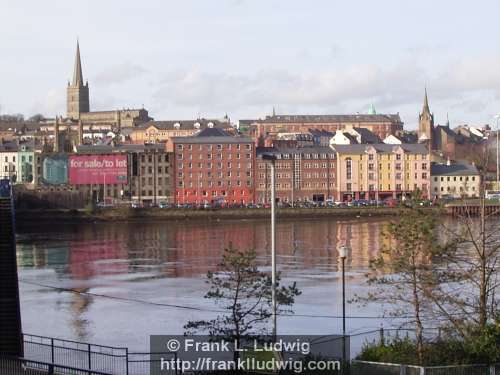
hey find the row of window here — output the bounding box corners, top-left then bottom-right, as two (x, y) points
(137, 177), (170, 186)
(433, 176), (476, 182)
(259, 182), (335, 189)
(258, 172), (335, 179)
(177, 162), (252, 170)
(140, 166), (169, 175)
(361, 154), (428, 161)
(345, 183), (428, 191)
(435, 186), (476, 192)
(131, 190), (167, 197)
(178, 180), (252, 187)
(177, 153), (252, 160)
(179, 171), (252, 178)
(177, 189), (249, 196)
(257, 162), (335, 169)
(177, 144), (252, 151)
(359, 172), (428, 181)
(140, 154), (169, 163)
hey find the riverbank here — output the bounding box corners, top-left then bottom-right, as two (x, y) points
(15, 206), (434, 223)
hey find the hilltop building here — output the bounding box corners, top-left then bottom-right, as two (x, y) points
(417, 90), (487, 161)
(241, 108), (403, 146)
(65, 41), (151, 128)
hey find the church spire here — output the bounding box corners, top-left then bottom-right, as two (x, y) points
(72, 40), (84, 87)
(422, 87), (430, 114)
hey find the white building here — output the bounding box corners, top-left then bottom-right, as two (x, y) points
(430, 161), (480, 199)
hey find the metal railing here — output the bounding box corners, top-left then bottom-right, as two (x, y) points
(0, 355), (113, 375)
(23, 333), (177, 375)
(352, 360), (498, 375)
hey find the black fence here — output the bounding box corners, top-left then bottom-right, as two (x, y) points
(23, 334), (177, 375)
(0, 355), (113, 375)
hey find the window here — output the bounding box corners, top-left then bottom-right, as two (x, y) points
(346, 183), (352, 191)
(346, 158), (352, 180)
(369, 154), (374, 160)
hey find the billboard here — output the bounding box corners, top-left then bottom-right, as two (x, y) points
(41, 155), (68, 185)
(69, 155), (128, 185)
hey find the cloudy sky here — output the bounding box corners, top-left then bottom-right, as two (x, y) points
(2, 0), (500, 129)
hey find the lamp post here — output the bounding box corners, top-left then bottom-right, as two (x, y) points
(263, 153), (277, 338)
(338, 245), (349, 372)
(495, 115), (500, 188)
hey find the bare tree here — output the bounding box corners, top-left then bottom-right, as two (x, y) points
(431, 149), (500, 335)
(354, 193), (440, 364)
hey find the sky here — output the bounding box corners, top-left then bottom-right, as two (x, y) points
(2, 0), (500, 129)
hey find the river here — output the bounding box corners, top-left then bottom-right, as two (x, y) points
(16, 217), (404, 352)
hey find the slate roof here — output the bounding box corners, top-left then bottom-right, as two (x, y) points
(247, 113), (403, 124)
(430, 162), (479, 176)
(332, 143), (429, 154)
(172, 127), (253, 144)
(75, 143), (166, 154)
(353, 127), (381, 143)
(136, 119), (231, 131)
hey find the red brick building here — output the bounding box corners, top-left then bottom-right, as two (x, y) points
(172, 128), (255, 205)
(256, 146), (337, 203)
(241, 113), (403, 146)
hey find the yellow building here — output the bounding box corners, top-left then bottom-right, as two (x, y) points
(333, 144), (430, 201)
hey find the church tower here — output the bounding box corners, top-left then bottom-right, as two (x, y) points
(67, 41), (89, 119)
(418, 88), (434, 148)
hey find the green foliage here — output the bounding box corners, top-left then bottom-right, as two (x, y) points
(357, 321), (500, 366)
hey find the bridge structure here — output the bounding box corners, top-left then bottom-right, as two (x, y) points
(444, 199), (500, 216)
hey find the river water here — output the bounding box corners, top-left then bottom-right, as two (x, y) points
(16, 217), (404, 352)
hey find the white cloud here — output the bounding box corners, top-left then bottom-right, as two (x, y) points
(93, 63), (148, 86)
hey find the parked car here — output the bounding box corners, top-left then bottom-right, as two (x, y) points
(158, 202), (171, 208)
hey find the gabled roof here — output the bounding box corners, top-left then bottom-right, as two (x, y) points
(352, 127), (381, 143)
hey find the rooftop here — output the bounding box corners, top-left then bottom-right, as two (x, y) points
(332, 143), (429, 154)
(431, 162), (479, 176)
(136, 119), (231, 131)
(172, 127), (253, 144)
(244, 113), (403, 124)
(257, 146), (336, 157)
(75, 143), (166, 154)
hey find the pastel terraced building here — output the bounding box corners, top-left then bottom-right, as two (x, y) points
(332, 144), (430, 201)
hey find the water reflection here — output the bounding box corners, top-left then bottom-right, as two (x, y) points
(17, 217), (391, 346)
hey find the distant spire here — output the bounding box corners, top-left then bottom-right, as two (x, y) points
(422, 87), (430, 114)
(368, 103), (376, 115)
(272, 106), (276, 117)
(446, 112), (450, 127)
(72, 40), (84, 86)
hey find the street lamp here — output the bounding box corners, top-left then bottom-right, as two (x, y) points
(494, 115), (500, 188)
(338, 245), (349, 371)
(262, 153), (277, 338)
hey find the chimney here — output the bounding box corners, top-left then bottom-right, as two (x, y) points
(78, 119), (83, 146)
